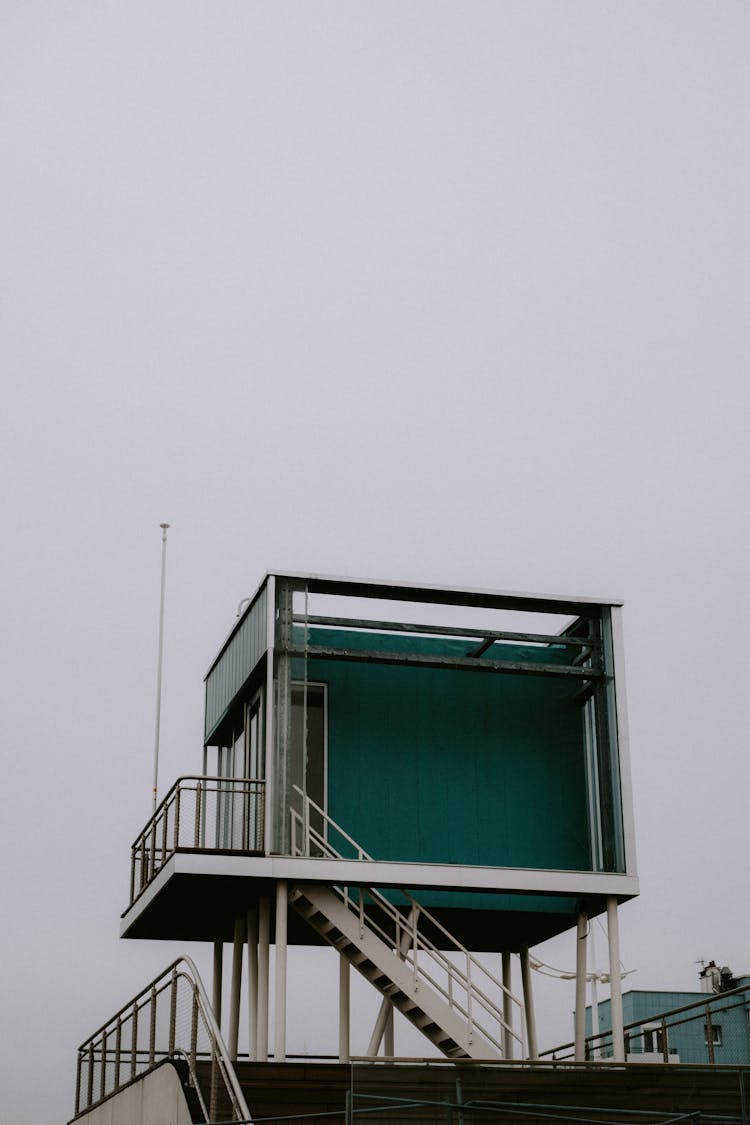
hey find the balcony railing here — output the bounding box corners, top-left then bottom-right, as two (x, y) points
(130, 775), (266, 906)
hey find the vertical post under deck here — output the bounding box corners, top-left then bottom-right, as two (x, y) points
(213, 941), (224, 1029)
(229, 916), (244, 1061)
(575, 911), (588, 1061)
(247, 906), (259, 1061)
(384, 1006), (394, 1057)
(607, 896), (625, 1062)
(274, 881), (288, 1061)
(519, 944), (538, 1060)
(339, 955), (350, 1063)
(257, 895), (270, 1062)
(502, 950), (513, 1059)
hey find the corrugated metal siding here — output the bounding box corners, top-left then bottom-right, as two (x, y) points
(205, 585), (268, 741)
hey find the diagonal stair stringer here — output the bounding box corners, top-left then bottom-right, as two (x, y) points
(289, 882), (503, 1060)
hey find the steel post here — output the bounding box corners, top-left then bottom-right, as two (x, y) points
(384, 1005), (394, 1057)
(151, 523), (169, 813)
(519, 943), (538, 1060)
(339, 955), (350, 1063)
(367, 1000), (392, 1057)
(575, 911), (588, 1061)
(606, 896), (625, 1062)
(274, 881), (288, 1060)
(247, 906), (259, 1061)
(169, 970), (177, 1055)
(257, 895), (270, 1061)
(275, 580), (294, 853)
(213, 941), (223, 1029)
(229, 917), (244, 1061)
(149, 987), (157, 1066)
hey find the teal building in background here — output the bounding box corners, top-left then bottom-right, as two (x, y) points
(588, 963), (750, 1064)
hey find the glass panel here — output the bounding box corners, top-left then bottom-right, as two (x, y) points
(290, 684), (326, 848)
(230, 726), (245, 847)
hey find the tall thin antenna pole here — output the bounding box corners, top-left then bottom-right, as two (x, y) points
(152, 522), (170, 813)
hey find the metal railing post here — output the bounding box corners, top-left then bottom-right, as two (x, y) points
(131, 1004), (138, 1080)
(75, 1052), (82, 1117)
(209, 1051), (219, 1123)
(169, 969), (178, 1055)
(149, 987), (157, 1066)
(149, 819), (157, 882)
(114, 1017), (122, 1091)
(194, 780), (202, 848)
(87, 1041), (94, 1107)
(190, 991), (199, 1074)
(174, 784), (181, 850)
(100, 1029), (107, 1101)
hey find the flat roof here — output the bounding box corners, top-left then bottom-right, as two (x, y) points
(206, 570), (623, 680)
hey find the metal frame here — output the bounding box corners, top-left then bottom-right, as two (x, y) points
(201, 570), (636, 877)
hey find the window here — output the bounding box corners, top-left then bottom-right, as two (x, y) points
(704, 1023), (722, 1046)
(641, 1024), (665, 1054)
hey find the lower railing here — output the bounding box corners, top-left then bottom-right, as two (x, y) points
(542, 980), (750, 1064)
(290, 786), (525, 1058)
(74, 956), (251, 1122)
(130, 775), (265, 905)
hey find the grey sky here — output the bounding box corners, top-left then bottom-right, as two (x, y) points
(2, 4), (749, 1122)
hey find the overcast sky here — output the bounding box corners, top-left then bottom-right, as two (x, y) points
(2, 4), (749, 1122)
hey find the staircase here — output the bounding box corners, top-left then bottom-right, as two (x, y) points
(289, 788), (524, 1061)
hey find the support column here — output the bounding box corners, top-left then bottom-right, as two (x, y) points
(339, 955), (350, 1063)
(367, 1000), (391, 1057)
(274, 881), (288, 1061)
(383, 1006), (394, 1057)
(212, 941), (224, 1029)
(229, 917), (244, 1061)
(257, 895), (270, 1062)
(606, 896), (625, 1062)
(574, 911), (588, 1062)
(502, 950), (513, 1059)
(247, 907), (259, 1061)
(519, 943), (538, 1060)
(589, 923), (600, 1061)
(275, 581), (294, 854)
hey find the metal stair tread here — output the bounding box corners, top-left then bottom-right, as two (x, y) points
(288, 881), (505, 1061)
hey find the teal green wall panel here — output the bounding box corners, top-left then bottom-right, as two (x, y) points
(303, 632), (591, 875)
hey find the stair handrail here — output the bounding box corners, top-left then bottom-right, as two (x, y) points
(74, 955), (251, 1123)
(290, 786), (524, 1054)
